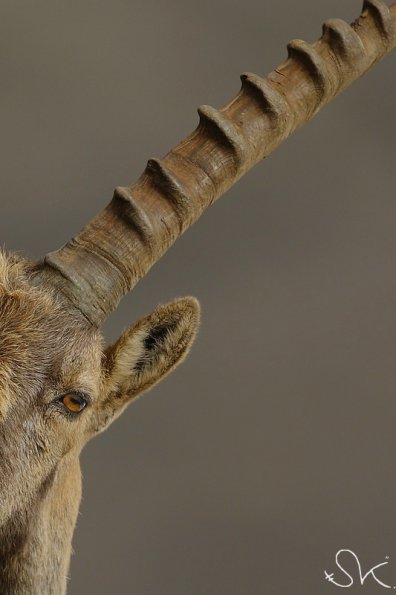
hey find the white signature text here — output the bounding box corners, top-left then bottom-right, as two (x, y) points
(324, 549), (394, 589)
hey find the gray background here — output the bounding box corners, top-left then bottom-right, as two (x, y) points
(1, 1), (395, 593)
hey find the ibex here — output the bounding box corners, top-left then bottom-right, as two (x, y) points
(0, 1), (394, 593)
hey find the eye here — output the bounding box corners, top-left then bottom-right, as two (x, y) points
(59, 393), (88, 415)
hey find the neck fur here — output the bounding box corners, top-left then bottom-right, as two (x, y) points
(0, 456), (81, 595)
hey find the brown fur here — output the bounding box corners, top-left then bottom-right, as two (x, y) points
(0, 250), (200, 594)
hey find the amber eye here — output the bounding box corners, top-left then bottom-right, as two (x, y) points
(60, 393), (87, 415)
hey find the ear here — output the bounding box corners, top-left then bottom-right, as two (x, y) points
(92, 297), (200, 434)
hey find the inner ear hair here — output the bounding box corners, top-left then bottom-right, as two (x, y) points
(134, 324), (173, 371)
(132, 298), (200, 377)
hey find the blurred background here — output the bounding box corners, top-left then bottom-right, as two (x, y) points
(1, 1), (395, 593)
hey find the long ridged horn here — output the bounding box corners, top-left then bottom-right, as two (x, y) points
(36, 0), (396, 326)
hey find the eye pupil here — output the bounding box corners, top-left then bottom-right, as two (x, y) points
(61, 393), (86, 414)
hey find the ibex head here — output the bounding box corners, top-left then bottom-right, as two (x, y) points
(0, 250), (199, 522)
(0, 0), (394, 593)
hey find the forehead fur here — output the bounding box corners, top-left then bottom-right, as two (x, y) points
(0, 251), (97, 417)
